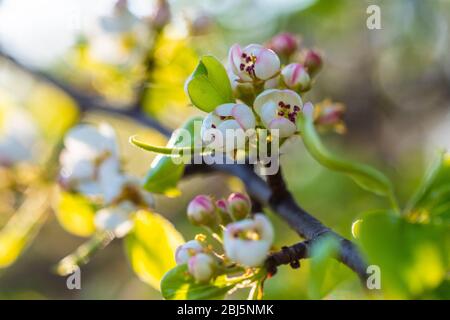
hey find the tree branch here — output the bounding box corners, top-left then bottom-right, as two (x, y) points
(0, 50), (171, 136)
(1, 49), (368, 282)
(184, 163), (368, 281)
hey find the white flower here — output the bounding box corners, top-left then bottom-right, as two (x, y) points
(94, 200), (135, 237)
(188, 253), (216, 282)
(281, 63), (311, 92)
(200, 103), (256, 152)
(91, 0), (149, 64)
(99, 0), (139, 34)
(224, 214), (274, 267)
(229, 44), (280, 82)
(187, 195), (219, 227)
(175, 240), (204, 265)
(254, 89), (303, 138)
(60, 123), (122, 201)
(0, 108), (38, 165)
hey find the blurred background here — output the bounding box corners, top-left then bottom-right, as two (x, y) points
(0, 0), (449, 299)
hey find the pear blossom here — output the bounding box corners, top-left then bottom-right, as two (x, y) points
(227, 192), (251, 220)
(229, 44), (280, 82)
(200, 103), (256, 152)
(254, 89), (303, 138)
(281, 63), (311, 92)
(175, 240), (204, 265)
(59, 124), (121, 200)
(0, 108), (38, 166)
(94, 200), (135, 237)
(91, 0), (149, 64)
(187, 195), (220, 227)
(59, 124), (154, 208)
(224, 214), (274, 267)
(188, 253), (216, 282)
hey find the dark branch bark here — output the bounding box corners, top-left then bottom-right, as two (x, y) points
(265, 241), (311, 276)
(1, 49), (368, 282)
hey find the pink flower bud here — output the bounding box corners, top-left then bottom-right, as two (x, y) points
(224, 214), (274, 267)
(175, 240), (204, 265)
(303, 49), (322, 77)
(267, 32), (299, 57)
(227, 192), (251, 220)
(187, 195), (219, 227)
(229, 43), (280, 82)
(281, 63), (311, 92)
(216, 199), (231, 224)
(188, 253), (216, 282)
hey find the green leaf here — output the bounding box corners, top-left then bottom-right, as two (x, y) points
(186, 55), (233, 112)
(142, 116), (203, 196)
(358, 210), (449, 298)
(125, 210), (184, 291)
(55, 191), (96, 237)
(161, 264), (249, 300)
(307, 235), (351, 299)
(298, 113), (394, 199)
(406, 151), (450, 222)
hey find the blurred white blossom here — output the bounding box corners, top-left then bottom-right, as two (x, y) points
(0, 108), (39, 165)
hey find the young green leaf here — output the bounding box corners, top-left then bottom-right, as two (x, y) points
(186, 55), (234, 112)
(298, 113), (394, 199)
(125, 210), (185, 291)
(358, 210), (449, 298)
(161, 264), (254, 300)
(55, 191), (96, 237)
(141, 117), (203, 196)
(307, 235), (352, 299)
(405, 151), (450, 221)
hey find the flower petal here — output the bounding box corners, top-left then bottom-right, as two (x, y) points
(231, 104), (256, 130)
(215, 103), (235, 117)
(254, 48), (280, 80)
(268, 117), (297, 138)
(259, 101), (278, 127)
(228, 43), (243, 75)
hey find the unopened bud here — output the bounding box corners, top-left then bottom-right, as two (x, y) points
(188, 253), (216, 282)
(227, 192), (251, 220)
(281, 63), (311, 92)
(267, 32), (299, 57)
(187, 195), (219, 227)
(303, 49), (322, 77)
(216, 199), (231, 225)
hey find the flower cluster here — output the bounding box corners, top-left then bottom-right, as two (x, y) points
(175, 192), (274, 283)
(199, 37), (325, 153)
(59, 123), (154, 237)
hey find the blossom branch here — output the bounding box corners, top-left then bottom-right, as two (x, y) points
(184, 163), (368, 281)
(0, 49), (368, 282)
